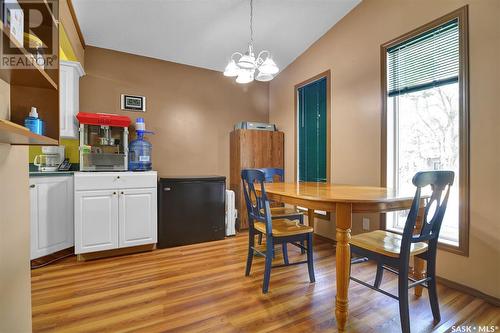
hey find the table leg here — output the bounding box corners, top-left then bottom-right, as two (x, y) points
(335, 203), (352, 331)
(307, 209), (315, 226)
(414, 202), (426, 297)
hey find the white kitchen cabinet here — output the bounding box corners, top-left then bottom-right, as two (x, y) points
(74, 190), (119, 254)
(119, 188), (157, 248)
(74, 172), (157, 255)
(30, 176), (74, 260)
(59, 60), (85, 138)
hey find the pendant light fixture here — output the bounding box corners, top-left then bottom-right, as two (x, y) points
(223, 0), (279, 83)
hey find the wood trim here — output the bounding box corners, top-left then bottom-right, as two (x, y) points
(437, 276), (500, 307)
(294, 70), (332, 184)
(67, 0), (86, 48)
(380, 6), (470, 256)
(293, 70), (332, 221)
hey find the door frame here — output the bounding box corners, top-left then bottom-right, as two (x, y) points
(294, 70), (332, 220)
(294, 70), (332, 183)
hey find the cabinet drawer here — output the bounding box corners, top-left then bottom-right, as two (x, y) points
(74, 172), (157, 191)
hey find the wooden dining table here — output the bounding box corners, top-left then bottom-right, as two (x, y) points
(258, 182), (424, 331)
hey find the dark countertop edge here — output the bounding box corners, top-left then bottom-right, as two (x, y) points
(29, 171), (75, 177)
(29, 163), (79, 176)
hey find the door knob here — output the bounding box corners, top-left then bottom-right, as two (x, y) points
(29, 184), (35, 188)
(164, 187), (171, 191)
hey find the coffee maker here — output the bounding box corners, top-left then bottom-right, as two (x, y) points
(33, 146), (65, 172)
(76, 112), (131, 171)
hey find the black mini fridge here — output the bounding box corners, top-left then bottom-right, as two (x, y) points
(158, 176), (226, 248)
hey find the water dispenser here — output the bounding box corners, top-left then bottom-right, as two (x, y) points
(129, 118), (153, 171)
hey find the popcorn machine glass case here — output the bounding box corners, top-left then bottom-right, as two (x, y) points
(76, 112), (131, 171)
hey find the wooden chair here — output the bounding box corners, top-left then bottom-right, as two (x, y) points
(349, 170), (454, 333)
(241, 169), (315, 293)
(257, 168), (305, 255)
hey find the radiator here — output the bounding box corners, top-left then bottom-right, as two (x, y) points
(225, 190), (237, 236)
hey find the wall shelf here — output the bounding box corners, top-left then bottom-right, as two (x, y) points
(0, 25), (58, 90)
(0, 119), (58, 145)
(0, 1), (60, 146)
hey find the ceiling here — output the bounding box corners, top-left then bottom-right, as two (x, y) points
(72, 0), (361, 73)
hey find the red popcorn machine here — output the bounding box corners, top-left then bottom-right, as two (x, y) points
(76, 112), (131, 171)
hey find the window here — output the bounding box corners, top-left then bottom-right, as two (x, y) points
(382, 7), (469, 255)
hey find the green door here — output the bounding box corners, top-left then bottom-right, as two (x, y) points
(298, 77), (327, 182)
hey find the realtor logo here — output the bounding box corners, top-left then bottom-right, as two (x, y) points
(1, 0), (58, 69)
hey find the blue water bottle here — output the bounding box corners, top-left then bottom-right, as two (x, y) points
(129, 118), (154, 171)
(24, 107), (45, 135)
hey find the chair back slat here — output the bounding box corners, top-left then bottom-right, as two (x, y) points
(401, 171), (454, 256)
(241, 169), (273, 234)
(258, 168), (284, 183)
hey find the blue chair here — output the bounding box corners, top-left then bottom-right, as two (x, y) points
(256, 168), (306, 255)
(241, 169), (315, 293)
(349, 171), (454, 333)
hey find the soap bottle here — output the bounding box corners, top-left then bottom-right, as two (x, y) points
(24, 107), (45, 135)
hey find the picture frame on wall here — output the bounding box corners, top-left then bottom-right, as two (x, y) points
(121, 94), (146, 112)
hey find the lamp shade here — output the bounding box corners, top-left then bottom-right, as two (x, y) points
(236, 69), (255, 84)
(237, 54), (256, 69)
(258, 57), (279, 75)
(255, 71), (273, 82)
(223, 59), (239, 77)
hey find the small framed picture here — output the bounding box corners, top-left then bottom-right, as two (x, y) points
(121, 94), (146, 112)
(4, 0), (24, 47)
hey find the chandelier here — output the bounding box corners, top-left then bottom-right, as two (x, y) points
(223, 0), (279, 83)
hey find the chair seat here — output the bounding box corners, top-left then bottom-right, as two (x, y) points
(254, 219), (313, 237)
(260, 207), (303, 218)
(350, 230), (428, 258)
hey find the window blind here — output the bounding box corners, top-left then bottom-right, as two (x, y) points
(387, 18), (459, 97)
(298, 77), (327, 183)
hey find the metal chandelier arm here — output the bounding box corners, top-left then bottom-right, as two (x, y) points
(223, 0), (278, 83)
(256, 50), (270, 66)
(231, 52), (244, 62)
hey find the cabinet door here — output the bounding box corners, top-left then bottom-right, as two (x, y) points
(30, 176), (74, 260)
(119, 188), (157, 248)
(60, 61), (83, 138)
(75, 190), (119, 254)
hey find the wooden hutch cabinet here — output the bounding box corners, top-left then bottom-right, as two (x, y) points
(229, 129), (284, 230)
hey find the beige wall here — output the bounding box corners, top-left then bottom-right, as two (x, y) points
(80, 46), (269, 180)
(0, 82), (31, 331)
(269, 0), (500, 298)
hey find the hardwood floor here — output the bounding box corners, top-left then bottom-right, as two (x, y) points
(32, 233), (499, 333)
